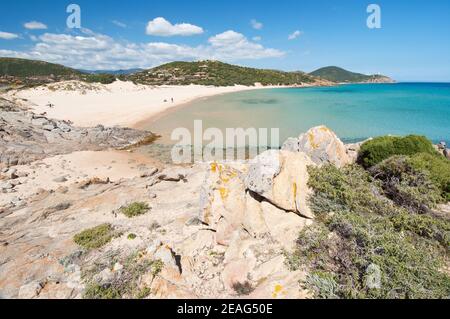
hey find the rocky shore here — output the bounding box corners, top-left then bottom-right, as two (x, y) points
(0, 97), (156, 167)
(0, 97), (448, 299)
(0, 97), (355, 299)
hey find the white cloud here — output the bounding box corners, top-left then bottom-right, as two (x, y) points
(0, 30), (284, 70)
(112, 20), (127, 28)
(146, 17), (203, 37)
(250, 19), (263, 30)
(24, 21), (47, 30)
(207, 30), (283, 60)
(288, 30), (303, 40)
(252, 36), (262, 41)
(0, 31), (19, 40)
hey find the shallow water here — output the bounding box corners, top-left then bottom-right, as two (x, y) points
(143, 83), (450, 148)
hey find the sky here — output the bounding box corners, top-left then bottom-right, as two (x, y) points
(0, 0), (449, 81)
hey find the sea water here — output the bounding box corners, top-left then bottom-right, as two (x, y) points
(145, 83), (450, 145)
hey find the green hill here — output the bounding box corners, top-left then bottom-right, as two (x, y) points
(310, 66), (393, 83)
(1, 58), (393, 88)
(0, 57), (120, 86)
(0, 57), (82, 78)
(127, 60), (322, 86)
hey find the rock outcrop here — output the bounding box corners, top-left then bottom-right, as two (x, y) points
(0, 97), (156, 167)
(0, 120), (359, 299)
(245, 150), (315, 218)
(282, 125), (352, 167)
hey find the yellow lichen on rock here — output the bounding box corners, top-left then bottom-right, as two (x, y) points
(219, 187), (229, 200)
(272, 284), (284, 298)
(308, 132), (319, 150)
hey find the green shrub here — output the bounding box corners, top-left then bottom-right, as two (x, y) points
(127, 233), (137, 240)
(73, 224), (116, 249)
(307, 165), (397, 217)
(408, 153), (450, 201)
(135, 287), (151, 299)
(232, 281), (255, 296)
(150, 259), (164, 277)
(83, 283), (121, 299)
(82, 252), (164, 299)
(370, 156), (443, 212)
(358, 135), (437, 168)
(290, 164), (450, 299)
(84, 73), (116, 84)
(391, 212), (450, 247)
(120, 202), (150, 218)
(304, 271), (339, 299)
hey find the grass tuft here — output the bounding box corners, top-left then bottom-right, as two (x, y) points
(120, 202), (150, 218)
(73, 224), (117, 249)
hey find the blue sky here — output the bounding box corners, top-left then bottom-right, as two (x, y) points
(0, 0), (449, 81)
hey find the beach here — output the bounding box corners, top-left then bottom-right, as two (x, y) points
(8, 80), (275, 128)
(2, 81), (449, 300)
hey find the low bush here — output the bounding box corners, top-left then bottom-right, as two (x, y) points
(83, 283), (121, 299)
(73, 224), (117, 249)
(370, 156), (443, 212)
(127, 233), (137, 240)
(84, 73), (116, 84)
(408, 153), (450, 201)
(303, 271), (339, 299)
(82, 252), (164, 299)
(232, 281), (255, 296)
(120, 202), (150, 218)
(288, 164), (450, 299)
(358, 135), (437, 168)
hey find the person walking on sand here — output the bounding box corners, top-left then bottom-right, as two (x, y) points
(171, 97), (174, 103)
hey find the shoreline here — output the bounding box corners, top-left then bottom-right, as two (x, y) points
(132, 86), (280, 130)
(133, 82), (339, 129)
(6, 81), (331, 129)
(132, 85), (271, 130)
(6, 81), (306, 129)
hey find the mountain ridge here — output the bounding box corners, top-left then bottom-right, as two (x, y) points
(127, 60), (328, 86)
(0, 57), (394, 87)
(310, 66), (394, 83)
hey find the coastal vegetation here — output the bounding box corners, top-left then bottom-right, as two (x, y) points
(0, 57), (117, 87)
(0, 57), (393, 88)
(120, 202), (150, 218)
(82, 252), (163, 299)
(84, 73), (117, 84)
(127, 60), (320, 86)
(0, 57), (81, 78)
(358, 135), (450, 201)
(310, 66), (393, 83)
(232, 281), (255, 296)
(357, 135), (438, 168)
(286, 135), (450, 299)
(73, 224), (118, 249)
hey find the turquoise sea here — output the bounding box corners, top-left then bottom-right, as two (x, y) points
(144, 83), (450, 146)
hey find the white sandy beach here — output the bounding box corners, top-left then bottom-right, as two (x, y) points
(9, 80), (267, 128)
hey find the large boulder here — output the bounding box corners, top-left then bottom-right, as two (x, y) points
(199, 162), (247, 230)
(282, 126), (351, 168)
(245, 150), (315, 218)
